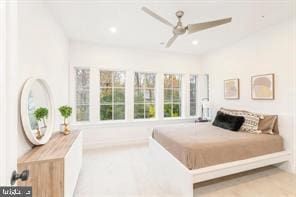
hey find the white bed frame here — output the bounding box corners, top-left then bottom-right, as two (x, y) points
(149, 137), (291, 197)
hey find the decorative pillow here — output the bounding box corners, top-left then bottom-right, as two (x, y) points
(212, 111), (245, 131)
(220, 107), (248, 116)
(220, 108), (263, 134)
(258, 115), (278, 134)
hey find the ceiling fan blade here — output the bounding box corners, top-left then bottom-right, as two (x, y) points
(187, 17), (232, 34)
(142, 7), (174, 28)
(166, 34), (178, 48)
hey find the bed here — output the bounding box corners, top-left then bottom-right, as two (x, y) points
(153, 123), (284, 170)
(149, 123), (290, 197)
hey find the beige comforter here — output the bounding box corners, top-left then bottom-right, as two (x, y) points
(152, 123), (284, 170)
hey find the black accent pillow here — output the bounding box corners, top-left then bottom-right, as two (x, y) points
(212, 111), (245, 131)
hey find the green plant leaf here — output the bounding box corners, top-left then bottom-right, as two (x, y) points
(58, 105), (72, 119)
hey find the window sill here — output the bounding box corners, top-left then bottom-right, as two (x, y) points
(71, 117), (197, 129)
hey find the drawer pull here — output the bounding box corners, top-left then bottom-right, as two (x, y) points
(10, 170), (29, 185)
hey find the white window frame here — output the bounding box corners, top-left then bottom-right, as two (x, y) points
(98, 69), (126, 121)
(74, 67), (90, 122)
(199, 74), (210, 118)
(163, 73), (183, 119)
(133, 71), (157, 120)
(71, 67), (209, 126)
(189, 74), (199, 117)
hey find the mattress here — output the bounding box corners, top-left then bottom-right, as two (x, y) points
(152, 123), (284, 170)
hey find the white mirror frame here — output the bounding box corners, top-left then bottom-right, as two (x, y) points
(21, 77), (55, 145)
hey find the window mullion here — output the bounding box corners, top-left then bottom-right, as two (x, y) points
(171, 85), (173, 117)
(91, 67), (99, 122)
(112, 72), (114, 120)
(143, 86), (145, 119)
(196, 75), (198, 116)
(125, 70), (133, 121)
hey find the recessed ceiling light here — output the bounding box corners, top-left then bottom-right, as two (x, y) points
(192, 40), (199, 45)
(109, 27), (117, 33)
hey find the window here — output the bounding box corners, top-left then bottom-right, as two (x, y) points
(134, 72), (156, 119)
(74, 68), (205, 123)
(201, 74), (210, 118)
(164, 74), (182, 117)
(100, 70), (125, 120)
(75, 68), (90, 121)
(190, 75), (198, 116)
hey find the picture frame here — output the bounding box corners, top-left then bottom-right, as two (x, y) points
(251, 73), (274, 100)
(224, 78), (240, 99)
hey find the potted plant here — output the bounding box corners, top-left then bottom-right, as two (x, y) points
(58, 105), (72, 135)
(33, 107), (48, 139)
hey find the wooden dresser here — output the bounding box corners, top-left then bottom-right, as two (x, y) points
(18, 130), (82, 197)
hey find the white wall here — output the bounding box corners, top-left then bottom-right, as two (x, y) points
(201, 18), (296, 172)
(17, 2), (69, 157)
(0, 0), (19, 184)
(70, 41), (202, 148)
(70, 41), (201, 73)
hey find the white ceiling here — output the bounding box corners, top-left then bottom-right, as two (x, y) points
(46, 0), (295, 55)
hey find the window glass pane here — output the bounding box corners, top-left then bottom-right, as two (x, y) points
(190, 75), (197, 116)
(76, 90), (89, 105)
(76, 68), (90, 122)
(190, 75), (196, 84)
(190, 102), (196, 116)
(113, 71), (125, 87)
(164, 89), (172, 102)
(76, 69), (89, 89)
(134, 72), (145, 88)
(100, 105), (112, 120)
(172, 104), (181, 117)
(163, 74), (182, 118)
(134, 72), (156, 120)
(190, 89), (196, 102)
(100, 71), (112, 87)
(145, 73), (156, 88)
(145, 104), (155, 118)
(100, 88), (112, 104)
(114, 105), (125, 120)
(76, 105), (89, 121)
(172, 75), (181, 88)
(100, 70), (126, 121)
(134, 104), (144, 119)
(114, 88), (125, 103)
(144, 89), (155, 103)
(164, 104), (172, 117)
(164, 74), (172, 88)
(134, 89), (144, 103)
(173, 88), (180, 102)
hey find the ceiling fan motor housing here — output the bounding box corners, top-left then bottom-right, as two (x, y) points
(173, 25), (186, 35)
(173, 10), (186, 35)
(176, 10), (184, 18)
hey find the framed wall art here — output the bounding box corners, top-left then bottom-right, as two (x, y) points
(251, 73), (274, 100)
(224, 78), (240, 99)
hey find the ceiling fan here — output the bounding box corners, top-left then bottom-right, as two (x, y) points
(142, 7), (232, 48)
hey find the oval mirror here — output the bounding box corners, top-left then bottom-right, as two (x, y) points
(21, 78), (55, 145)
